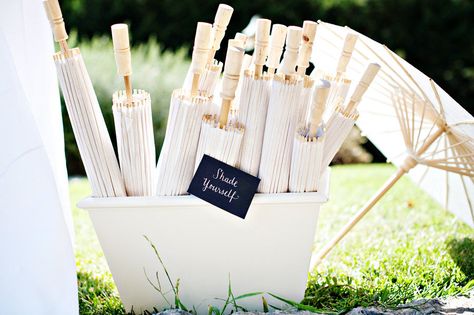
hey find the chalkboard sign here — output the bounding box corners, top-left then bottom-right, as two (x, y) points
(188, 155), (261, 219)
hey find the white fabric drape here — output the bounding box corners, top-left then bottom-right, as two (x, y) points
(0, 0), (78, 314)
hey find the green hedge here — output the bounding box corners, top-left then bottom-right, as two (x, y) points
(60, 0), (473, 115)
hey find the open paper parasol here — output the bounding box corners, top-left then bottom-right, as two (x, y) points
(322, 63), (381, 169)
(312, 21), (474, 266)
(236, 19), (273, 176)
(156, 23), (214, 196)
(43, 0), (125, 197)
(259, 26), (303, 193)
(111, 24), (155, 196)
(195, 43), (245, 168)
(289, 79), (330, 192)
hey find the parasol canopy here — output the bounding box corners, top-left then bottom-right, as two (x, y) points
(111, 24), (155, 196)
(44, 0), (125, 197)
(311, 21), (474, 265)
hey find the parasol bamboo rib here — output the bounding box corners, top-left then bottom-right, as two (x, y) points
(312, 119), (446, 268)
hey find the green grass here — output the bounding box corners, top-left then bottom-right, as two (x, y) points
(70, 164), (474, 315)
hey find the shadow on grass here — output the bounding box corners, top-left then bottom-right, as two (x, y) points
(77, 270), (124, 315)
(447, 237), (474, 280)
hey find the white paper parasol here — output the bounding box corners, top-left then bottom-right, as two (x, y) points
(314, 32), (358, 121)
(322, 63), (381, 169)
(259, 26), (303, 193)
(195, 43), (245, 168)
(295, 21), (318, 125)
(236, 19), (273, 176)
(111, 24), (155, 196)
(311, 21), (474, 265)
(44, 0), (125, 197)
(296, 20), (317, 76)
(289, 79), (330, 192)
(156, 23), (214, 196)
(183, 4), (233, 98)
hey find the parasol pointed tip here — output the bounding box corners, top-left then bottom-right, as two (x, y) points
(214, 3), (234, 20)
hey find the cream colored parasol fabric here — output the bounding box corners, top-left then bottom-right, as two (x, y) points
(311, 21), (474, 265)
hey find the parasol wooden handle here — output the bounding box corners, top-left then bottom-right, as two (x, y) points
(345, 63), (381, 114)
(253, 18), (271, 79)
(241, 54), (253, 74)
(111, 24), (133, 103)
(112, 24), (132, 77)
(208, 4), (234, 63)
(309, 79), (331, 137)
(191, 22), (212, 96)
(43, 0), (69, 52)
(229, 39), (244, 50)
(296, 20), (317, 76)
(336, 33), (358, 75)
(266, 24), (287, 75)
(234, 32), (247, 49)
(278, 26), (302, 77)
(219, 45), (245, 127)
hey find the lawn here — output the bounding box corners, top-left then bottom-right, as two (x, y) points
(70, 164), (474, 315)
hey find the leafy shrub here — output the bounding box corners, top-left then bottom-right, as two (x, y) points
(60, 0), (473, 116)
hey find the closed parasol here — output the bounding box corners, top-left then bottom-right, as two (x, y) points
(195, 43), (245, 168)
(43, 0), (125, 197)
(236, 19), (273, 176)
(259, 26), (303, 193)
(111, 24), (155, 196)
(155, 22), (214, 196)
(290, 79), (330, 193)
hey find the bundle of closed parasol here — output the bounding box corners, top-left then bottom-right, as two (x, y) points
(258, 26), (304, 193)
(43, 0), (126, 197)
(155, 22), (214, 196)
(195, 42), (246, 168)
(289, 79), (330, 192)
(43, 1), (386, 201)
(111, 24), (155, 196)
